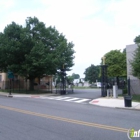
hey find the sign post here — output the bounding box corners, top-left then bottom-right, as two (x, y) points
(7, 71), (14, 97)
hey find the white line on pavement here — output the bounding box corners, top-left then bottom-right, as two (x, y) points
(55, 97), (72, 100)
(65, 98), (79, 101)
(75, 99), (91, 103)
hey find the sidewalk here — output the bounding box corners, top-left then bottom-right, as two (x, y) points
(90, 97), (140, 111)
(0, 92), (55, 97)
(0, 92), (140, 111)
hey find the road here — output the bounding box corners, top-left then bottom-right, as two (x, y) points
(68, 88), (101, 99)
(0, 89), (140, 140)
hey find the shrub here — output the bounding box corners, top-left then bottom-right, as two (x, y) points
(123, 88), (127, 94)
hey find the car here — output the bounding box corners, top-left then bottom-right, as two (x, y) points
(96, 82), (101, 88)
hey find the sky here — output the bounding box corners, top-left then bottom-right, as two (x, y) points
(0, 0), (140, 78)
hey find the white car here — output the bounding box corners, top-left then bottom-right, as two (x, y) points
(96, 82), (101, 88)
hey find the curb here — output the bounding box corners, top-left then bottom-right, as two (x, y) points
(0, 93), (59, 98)
(0, 94), (8, 97)
(115, 107), (140, 111)
(0, 93), (13, 97)
(89, 99), (140, 111)
(89, 102), (140, 111)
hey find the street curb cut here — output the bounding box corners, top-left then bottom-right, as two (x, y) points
(88, 102), (117, 109)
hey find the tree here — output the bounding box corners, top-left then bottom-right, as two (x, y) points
(130, 36), (140, 79)
(84, 65), (100, 84)
(67, 76), (74, 84)
(0, 17), (75, 90)
(71, 73), (80, 79)
(134, 35), (140, 43)
(104, 50), (126, 77)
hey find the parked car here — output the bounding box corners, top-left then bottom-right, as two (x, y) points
(96, 82), (101, 88)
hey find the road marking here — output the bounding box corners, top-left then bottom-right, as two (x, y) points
(54, 97), (71, 100)
(30, 96), (91, 104)
(65, 98), (79, 101)
(91, 100), (99, 103)
(75, 99), (90, 103)
(0, 105), (128, 133)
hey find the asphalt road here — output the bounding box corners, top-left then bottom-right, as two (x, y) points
(0, 90), (140, 140)
(69, 88), (101, 99)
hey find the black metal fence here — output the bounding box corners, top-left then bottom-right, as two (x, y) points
(107, 77), (127, 89)
(0, 80), (53, 93)
(55, 82), (74, 94)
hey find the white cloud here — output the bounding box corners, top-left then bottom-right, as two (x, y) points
(1, 0), (140, 78)
(0, 0), (16, 9)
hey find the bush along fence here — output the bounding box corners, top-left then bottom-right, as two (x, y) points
(0, 79), (53, 94)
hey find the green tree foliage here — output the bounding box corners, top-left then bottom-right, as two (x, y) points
(134, 35), (140, 43)
(66, 76), (74, 84)
(84, 65), (100, 84)
(0, 17), (75, 90)
(66, 73), (80, 85)
(71, 73), (80, 79)
(130, 37), (140, 79)
(104, 50), (126, 77)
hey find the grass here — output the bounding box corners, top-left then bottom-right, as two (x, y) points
(119, 94), (140, 102)
(131, 94), (140, 102)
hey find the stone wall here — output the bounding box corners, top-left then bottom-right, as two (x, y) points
(126, 44), (140, 94)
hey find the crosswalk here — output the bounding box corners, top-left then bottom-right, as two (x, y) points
(31, 96), (91, 104)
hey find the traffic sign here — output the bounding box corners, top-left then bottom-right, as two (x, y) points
(8, 71), (14, 79)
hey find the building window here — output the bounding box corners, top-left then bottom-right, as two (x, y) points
(0, 75), (2, 81)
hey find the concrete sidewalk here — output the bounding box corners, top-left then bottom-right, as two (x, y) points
(0, 92), (140, 111)
(90, 97), (140, 111)
(0, 92), (55, 97)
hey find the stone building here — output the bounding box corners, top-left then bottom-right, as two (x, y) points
(126, 44), (140, 94)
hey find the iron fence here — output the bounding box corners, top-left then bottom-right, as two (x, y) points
(108, 77), (127, 89)
(55, 82), (74, 94)
(0, 80), (53, 93)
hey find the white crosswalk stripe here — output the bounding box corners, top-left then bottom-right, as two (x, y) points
(65, 98), (79, 101)
(14, 95), (91, 104)
(55, 97), (71, 100)
(32, 96), (91, 104)
(75, 99), (91, 103)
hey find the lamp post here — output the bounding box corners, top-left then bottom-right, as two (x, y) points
(101, 56), (108, 97)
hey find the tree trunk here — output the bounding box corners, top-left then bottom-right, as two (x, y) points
(29, 78), (34, 91)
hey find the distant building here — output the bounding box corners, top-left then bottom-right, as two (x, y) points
(73, 79), (80, 85)
(0, 72), (53, 90)
(126, 44), (140, 94)
(73, 78), (89, 87)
